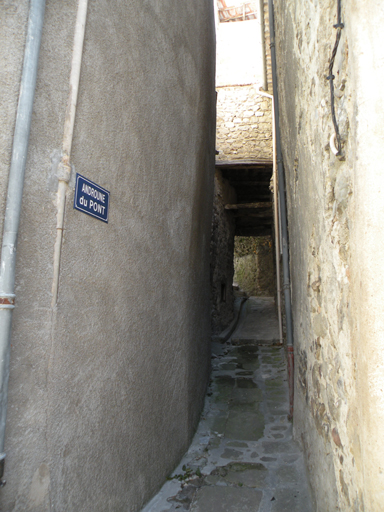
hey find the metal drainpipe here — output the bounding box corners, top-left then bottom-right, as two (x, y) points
(0, 0), (46, 483)
(268, 0), (295, 418)
(51, 0), (89, 306)
(270, 99), (283, 345)
(255, 90), (283, 345)
(258, 0), (268, 91)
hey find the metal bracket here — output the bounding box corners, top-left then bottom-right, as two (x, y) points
(0, 453), (5, 486)
(57, 161), (71, 183)
(0, 295), (15, 310)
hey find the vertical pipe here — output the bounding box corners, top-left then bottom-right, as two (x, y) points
(213, 0), (219, 34)
(0, 0), (46, 481)
(256, 90), (283, 344)
(51, 0), (89, 307)
(271, 103), (283, 344)
(287, 346), (294, 418)
(258, 0), (268, 91)
(268, 0), (294, 417)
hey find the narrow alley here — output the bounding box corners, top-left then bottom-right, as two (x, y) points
(142, 297), (313, 511)
(1, 1), (384, 510)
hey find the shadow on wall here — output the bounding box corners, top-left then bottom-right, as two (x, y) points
(210, 170), (236, 335)
(234, 235), (275, 296)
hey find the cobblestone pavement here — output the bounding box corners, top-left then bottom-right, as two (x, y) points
(141, 298), (313, 512)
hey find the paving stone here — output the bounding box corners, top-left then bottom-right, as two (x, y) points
(225, 410), (265, 440)
(204, 474), (221, 485)
(221, 448), (243, 459)
(270, 487), (312, 512)
(265, 391), (287, 401)
(265, 378), (284, 388)
(220, 363), (237, 370)
(231, 387), (262, 405)
(265, 397), (287, 408)
(262, 441), (298, 454)
(266, 397), (288, 407)
(190, 486), (263, 512)
(275, 465), (300, 485)
(235, 370), (254, 376)
(226, 441), (248, 448)
(167, 484), (198, 508)
(206, 411), (227, 434)
(208, 435), (222, 449)
(236, 377), (257, 389)
(214, 375), (235, 402)
(223, 462), (268, 488)
(265, 406), (289, 415)
(282, 454), (300, 463)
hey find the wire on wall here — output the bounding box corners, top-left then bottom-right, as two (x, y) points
(327, 0), (344, 157)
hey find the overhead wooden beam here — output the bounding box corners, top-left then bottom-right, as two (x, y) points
(236, 217), (273, 225)
(226, 180), (271, 187)
(222, 170), (272, 183)
(236, 223), (273, 231)
(225, 202), (272, 210)
(235, 227), (272, 236)
(236, 193), (272, 202)
(233, 210), (273, 218)
(215, 159), (273, 168)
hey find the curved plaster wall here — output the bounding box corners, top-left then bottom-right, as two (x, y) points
(0, 1), (216, 510)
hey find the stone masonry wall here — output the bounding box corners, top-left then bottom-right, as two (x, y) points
(216, 85), (273, 161)
(210, 170), (236, 334)
(273, 0), (384, 510)
(233, 236), (275, 296)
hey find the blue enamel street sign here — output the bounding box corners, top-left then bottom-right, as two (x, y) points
(74, 174), (110, 223)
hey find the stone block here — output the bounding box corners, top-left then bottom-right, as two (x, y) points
(225, 410), (265, 440)
(190, 486), (262, 512)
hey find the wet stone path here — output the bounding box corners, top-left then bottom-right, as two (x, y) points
(142, 298), (313, 512)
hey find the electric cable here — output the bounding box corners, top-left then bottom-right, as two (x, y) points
(327, 0), (344, 156)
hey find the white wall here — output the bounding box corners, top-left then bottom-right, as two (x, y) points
(216, 19), (263, 86)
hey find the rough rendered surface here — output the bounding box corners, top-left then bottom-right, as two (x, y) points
(0, 1), (215, 510)
(273, 0), (384, 509)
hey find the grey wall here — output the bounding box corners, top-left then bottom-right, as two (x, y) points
(273, 0), (384, 510)
(0, 1), (216, 510)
